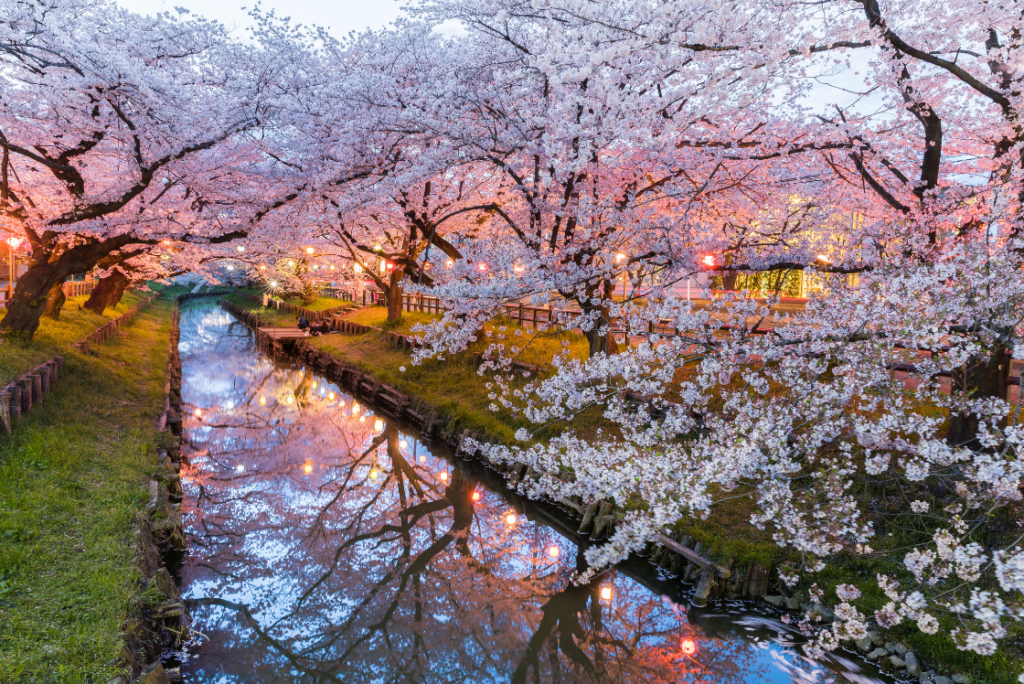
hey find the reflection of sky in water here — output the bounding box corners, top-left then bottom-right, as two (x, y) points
(176, 302), (889, 684)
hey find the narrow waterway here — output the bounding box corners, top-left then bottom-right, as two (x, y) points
(174, 301), (891, 684)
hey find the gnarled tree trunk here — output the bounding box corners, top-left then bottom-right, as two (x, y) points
(83, 269), (129, 314)
(42, 281), (67, 320)
(385, 271), (403, 323)
(580, 279), (619, 358)
(947, 344), (1011, 449)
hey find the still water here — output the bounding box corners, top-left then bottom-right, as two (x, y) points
(175, 301), (889, 684)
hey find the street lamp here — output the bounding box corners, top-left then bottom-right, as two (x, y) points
(6, 236), (21, 299)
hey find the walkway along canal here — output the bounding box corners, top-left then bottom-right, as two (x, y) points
(172, 299), (895, 683)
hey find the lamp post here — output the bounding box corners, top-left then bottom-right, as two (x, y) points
(6, 236), (21, 300)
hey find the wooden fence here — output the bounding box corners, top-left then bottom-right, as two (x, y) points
(70, 293), (158, 353)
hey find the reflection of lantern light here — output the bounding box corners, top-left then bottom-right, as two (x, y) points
(352, 403), (360, 414)
(505, 513), (517, 525)
(547, 545), (560, 558)
(226, 265), (234, 271)
(369, 467), (380, 481)
(304, 462), (313, 474)
(311, 381), (318, 389)
(194, 408), (202, 417)
(259, 396), (267, 405)
(328, 392), (335, 400)
(419, 455), (426, 463)
(287, 396), (294, 404)
(471, 491), (481, 502)
(374, 418), (384, 432)
(438, 471), (448, 482)
(235, 464), (245, 473)
(681, 638), (697, 655)
(600, 586), (613, 601)
(399, 439), (408, 448)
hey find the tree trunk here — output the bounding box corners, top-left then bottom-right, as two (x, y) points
(580, 280), (619, 358)
(385, 272), (403, 323)
(301, 281), (316, 305)
(84, 270), (129, 314)
(947, 345), (1010, 449)
(1, 262), (68, 338)
(43, 281), (67, 320)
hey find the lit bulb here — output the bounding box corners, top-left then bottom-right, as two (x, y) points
(339, 400), (345, 407)
(226, 265), (234, 271)
(374, 418), (384, 431)
(260, 265), (267, 271)
(270, 280), (277, 287)
(235, 464), (245, 473)
(194, 408), (202, 417)
(505, 513), (517, 525)
(287, 396), (294, 405)
(369, 467), (380, 481)
(399, 439), (408, 448)
(547, 545), (560, 558)
(615, 252), (627, 262)
(352, 403), (360, 414)
(681, 638), (697, 655)
(359, 416), (365, 422)
(303, 463), (313, 474)
(328, 392), (335, 400)
(259, 396), (267, 405)
(313, 265), (318, 270)
(354, 263), (362, 274)
(445, 259), (454, 268)
(311, 381), (318, 389)
(438, 471), (448, 482)
(306, 247), (315, 255)
(237, 245), (245, 252)
(701, 255), (715, 267)
(478, 263), (487, 271)
(600, 586), (613, 601)
(419, 455), (426, 463)
(288, 260), (295, 267)
(373, 243), (382, 252)
(471, 491), (481, 502)
(330, 265), (335, 271)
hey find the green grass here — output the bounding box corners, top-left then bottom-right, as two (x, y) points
(282, 295), (347, 312)
(0, 299), (171, 683)
(0, 291), (150, 386)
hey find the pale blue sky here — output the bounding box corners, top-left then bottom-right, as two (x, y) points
(114, 0), (406, 37)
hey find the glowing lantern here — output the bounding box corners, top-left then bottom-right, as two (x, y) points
(547, 545), (560, 558)
(237, 245), (245, 252)
(359, 416), (365, 422)
(505, 513), (518, 525)
(373, 243), (382, 252)
(303, 462), (313, 474)
(288, 260), (295, 267)
(161, 240), (171, 247)
(306, 247), (315, 255)
(330, 265), (336, 271)
(287, 396), (294, 405)
(225, 265), (234, 271)
(260, 265), (267, 271)
(369, 467), (380, 481)
(235, 464), (245, 473)
(353, 263), (362, 274)
(438, 471), (448, 482)
(681, 638), (697, 655)
(352, 403), (360, 414)
(270, 280), (278, 288)
(399, 439), (408, 448)
(445, 259), (454, 269)
(615, 252), (627, 262)
(600, 586), (613, 601)
(311, 381), (318, 389)
(513, 265), (524, 273)
(194, 408), (202, 417)
(471, 491), (481, 502)
(419, 455), (426, 463)
(816, 253), (832, 264)
(328, 392), (335, 400)
(380, 259), (387, 275)
(312, 265), (319, 270)
(258, 396), (267, 406)
(374, 417), (384, 431)
(701, 255), (715, 268)
(477, 262), (487, 272)
(339, 400), (346, 407)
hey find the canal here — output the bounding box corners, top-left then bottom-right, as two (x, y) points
(174, 300), (890, 683)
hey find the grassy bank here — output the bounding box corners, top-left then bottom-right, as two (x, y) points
(0, 291), (151, 386)
(0, 298), (172, 683)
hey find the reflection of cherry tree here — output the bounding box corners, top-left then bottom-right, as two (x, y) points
(176, 304), (835, 683)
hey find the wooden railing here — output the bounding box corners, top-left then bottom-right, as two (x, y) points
(62, 279), (96, 298)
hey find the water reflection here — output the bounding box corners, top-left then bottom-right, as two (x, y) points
(176, 302), (886, 684)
